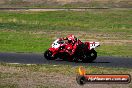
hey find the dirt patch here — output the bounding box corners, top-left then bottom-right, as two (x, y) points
(30, 30), (132, 45)
(0, 0), (132, 8)
(0, 65), (132, 88)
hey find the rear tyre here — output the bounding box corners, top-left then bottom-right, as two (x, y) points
(83, 49), (97, 63)
(89, 49), (97, 62)
(44, 50), (54, 60)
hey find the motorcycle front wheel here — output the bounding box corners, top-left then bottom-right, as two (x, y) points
(44, 50), (55, 60)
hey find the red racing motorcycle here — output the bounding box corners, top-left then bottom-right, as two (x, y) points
(44, 37), (100, 63)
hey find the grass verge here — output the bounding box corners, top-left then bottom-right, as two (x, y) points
(0, 9), (132, 57)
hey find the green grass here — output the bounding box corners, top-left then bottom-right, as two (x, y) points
(0, 10), (132, 32)
(0, 9), (132, 57)
(0, 30), (52, 53)
(97, 45), (132, 57)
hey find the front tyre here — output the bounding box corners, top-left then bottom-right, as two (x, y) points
(44, 50), (54, 60)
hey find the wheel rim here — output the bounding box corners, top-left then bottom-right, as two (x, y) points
(90, 52), (95, 57)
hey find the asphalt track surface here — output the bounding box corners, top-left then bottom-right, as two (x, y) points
(0, 52), (132, 68)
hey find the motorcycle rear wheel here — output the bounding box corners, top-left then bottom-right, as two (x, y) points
(90, 49), (97, 61)
(83, 49), (97, 63)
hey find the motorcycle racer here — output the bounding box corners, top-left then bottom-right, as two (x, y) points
(62, 34), (80, 55)
(62, 34), (77, 44)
